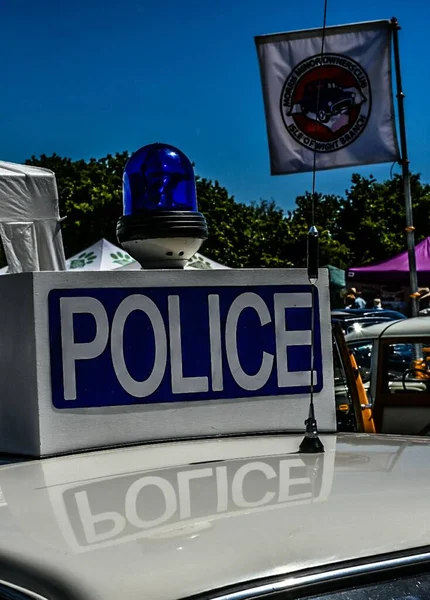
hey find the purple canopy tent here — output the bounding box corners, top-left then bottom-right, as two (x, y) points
(347, 237), (430, 285)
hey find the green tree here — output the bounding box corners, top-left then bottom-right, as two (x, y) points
(197, 177), (293, 267)
(286, 192), (351, 269)
(20, 153), (430, 272)
(335, 173), (430, 266)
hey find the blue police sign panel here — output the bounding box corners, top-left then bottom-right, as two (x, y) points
(49, 284), (323, 409)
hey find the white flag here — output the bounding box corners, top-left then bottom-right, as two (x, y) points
(255, 20), (400, 175)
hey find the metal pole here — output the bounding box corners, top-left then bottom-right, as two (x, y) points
(390, 17), (419, 317)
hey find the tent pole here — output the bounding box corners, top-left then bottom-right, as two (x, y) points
(391, 17), (418, 317)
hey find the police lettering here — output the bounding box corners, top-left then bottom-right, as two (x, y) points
(60, 291), (317, 401)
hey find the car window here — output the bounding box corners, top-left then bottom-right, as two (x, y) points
(333, 342), (346, 387)
(381, 341), (430, 394)
(0, 582), (44, 600)
(301, 571), (430, 600)
(215, 564), (430, 600)
(333, 343), (356, 431)
(348, 341), (373, 383)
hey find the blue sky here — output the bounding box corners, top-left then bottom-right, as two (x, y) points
(1, 0), (428, 210)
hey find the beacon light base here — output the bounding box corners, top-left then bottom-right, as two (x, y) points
(121, 237), (203, 269)
(117, 209), (207, 269)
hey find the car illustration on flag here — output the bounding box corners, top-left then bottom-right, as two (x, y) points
(298, 80), (357, 123)
(287, 78), (366, 132)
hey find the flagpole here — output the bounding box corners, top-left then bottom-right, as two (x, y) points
(390, 17), (418, 317)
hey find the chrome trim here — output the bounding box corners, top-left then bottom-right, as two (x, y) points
(0, 578), (49, 600)
(210, 549), (430, 600)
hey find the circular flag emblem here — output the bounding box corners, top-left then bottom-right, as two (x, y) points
(280, 54), (371, 153)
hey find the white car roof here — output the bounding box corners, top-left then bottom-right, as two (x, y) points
(345, 316), (430, 343)
(1, 433), (430, 600)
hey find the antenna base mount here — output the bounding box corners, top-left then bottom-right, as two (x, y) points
(299, 407), (325, 454)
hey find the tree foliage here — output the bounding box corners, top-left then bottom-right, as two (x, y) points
(336, 173), (430, 266)
(20, 153), (430, 270)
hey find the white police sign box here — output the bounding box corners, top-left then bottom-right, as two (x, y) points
(0, 269), (335, 457)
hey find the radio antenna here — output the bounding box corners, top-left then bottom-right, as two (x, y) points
(299, 226), (324, 453)
(299, 0), (328, 454)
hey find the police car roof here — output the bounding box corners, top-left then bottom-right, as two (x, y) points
(1, 433), (430, 600)
(345, 316), (430, 342)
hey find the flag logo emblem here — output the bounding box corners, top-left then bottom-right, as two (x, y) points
(280, 54), (371, 153)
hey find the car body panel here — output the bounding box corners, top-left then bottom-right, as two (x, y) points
(1, 434), (430, 600)
(332, 310), (407, 337)
(345, 317), (430, 342)
(332, 309), (406, 321)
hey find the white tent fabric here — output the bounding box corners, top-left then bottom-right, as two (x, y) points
(0, 161), (66, 273)
(185, 253), (230, 270)
(66, 239), (135, 271)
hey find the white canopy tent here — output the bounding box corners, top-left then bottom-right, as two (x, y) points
(0, 161), (66, 273)
(0, 238), (229, 274)
(65, 238), (136, 271)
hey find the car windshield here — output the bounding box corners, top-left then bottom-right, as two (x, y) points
(301, 571), (430, 600)
(332, 311), (405, 336)
(343, 318), (392, 335)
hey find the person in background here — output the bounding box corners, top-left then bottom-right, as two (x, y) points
(419, 290), (430, 316)
(353, 289), (367, 309)
(344, 294), (356, 310)
(373, 298), (383, 310)
(351, 288), (366, 310)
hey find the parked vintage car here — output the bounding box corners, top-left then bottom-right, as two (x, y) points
(345, 317), (430, 435)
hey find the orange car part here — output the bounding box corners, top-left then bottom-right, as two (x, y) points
(411, 358), (430, 380)
(349, 351), (376, 433)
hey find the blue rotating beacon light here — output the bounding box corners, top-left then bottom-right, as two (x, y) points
(117, 143), (208, 269)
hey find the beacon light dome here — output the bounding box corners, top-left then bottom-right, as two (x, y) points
(123, 143), (198, 213)
(117, 143), (208, 269)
